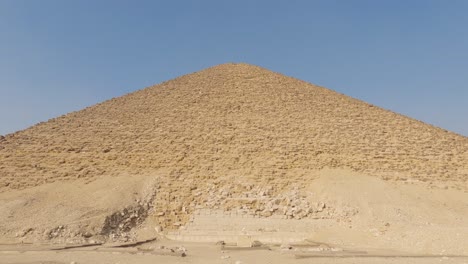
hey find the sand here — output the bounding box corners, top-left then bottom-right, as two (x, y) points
(1, 241), (467, 264)
(0, 63), (467, 263)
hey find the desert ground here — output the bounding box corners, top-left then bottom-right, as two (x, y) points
(1, 240), (467, 264)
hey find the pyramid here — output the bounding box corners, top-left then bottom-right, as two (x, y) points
(1, 63), (466, 191)
(0, 63), (467, 249)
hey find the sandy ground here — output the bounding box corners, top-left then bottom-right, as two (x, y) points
(1, 240), (467, 264)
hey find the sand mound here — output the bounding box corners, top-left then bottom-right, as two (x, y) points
(0, 174), (159, 243)
(0, 63), (466, 254)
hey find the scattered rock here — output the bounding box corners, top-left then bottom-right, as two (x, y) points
(280, 244), (292, 250)
(251, 240), (262, 247)
(83, 232), (92, 238)
(15, 228), (33, 237)
(175, 246), (187, 252)
(102, 148), (111, 153)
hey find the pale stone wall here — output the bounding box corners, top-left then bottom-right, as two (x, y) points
(166, 209), (331, 244)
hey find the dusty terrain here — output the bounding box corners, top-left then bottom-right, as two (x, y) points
(0, 63), (467, 263)
(1, 240), (467, 264)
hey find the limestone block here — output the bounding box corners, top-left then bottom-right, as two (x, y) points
(237, 235), (253, 247)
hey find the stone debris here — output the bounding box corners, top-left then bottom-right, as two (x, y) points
(154, 225), (163, 233)
(175, 246), (187, 253)
(251, 240), (263, 247)
(15, 228), (33, 238)
(100, 189), (157, 242)
(280, 244), (293, 251)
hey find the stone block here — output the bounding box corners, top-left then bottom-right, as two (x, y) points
(237, 235), (253, 247)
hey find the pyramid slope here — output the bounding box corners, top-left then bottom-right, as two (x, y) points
(0, 63), (467, 192)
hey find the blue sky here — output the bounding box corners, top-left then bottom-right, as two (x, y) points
(1, 0), (467, 136)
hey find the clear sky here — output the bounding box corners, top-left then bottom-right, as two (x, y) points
(1, 0), (467, 136)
